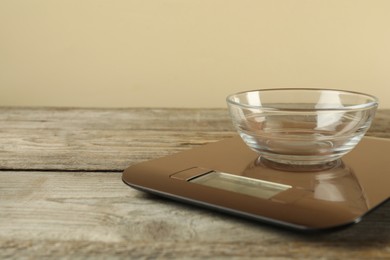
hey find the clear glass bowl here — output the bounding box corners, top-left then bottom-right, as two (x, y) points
(226, 88), (378, 168)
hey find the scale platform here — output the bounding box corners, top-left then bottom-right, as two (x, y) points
(122, 136), (390, 232)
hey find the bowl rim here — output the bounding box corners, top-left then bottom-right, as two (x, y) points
(226, 88), (379, 111)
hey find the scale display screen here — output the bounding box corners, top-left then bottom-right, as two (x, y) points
(190, 171), (291, 199)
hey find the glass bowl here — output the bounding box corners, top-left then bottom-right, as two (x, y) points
(226, 88), (378, 168)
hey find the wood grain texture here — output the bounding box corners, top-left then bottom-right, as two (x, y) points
(0, 108), (389, 171)
(1, 171), (389, 259)
(0, 108), (235, 171)
(0, 107), (390, 259)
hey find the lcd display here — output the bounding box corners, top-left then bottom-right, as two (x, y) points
(190, 171), (291, 199)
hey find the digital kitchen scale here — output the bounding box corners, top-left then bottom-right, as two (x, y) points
(122, 136), (390, 232)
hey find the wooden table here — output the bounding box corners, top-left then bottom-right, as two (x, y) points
(1, 107), (389, 259)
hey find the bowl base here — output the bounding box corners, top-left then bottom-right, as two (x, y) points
(258, 156), (341, 172)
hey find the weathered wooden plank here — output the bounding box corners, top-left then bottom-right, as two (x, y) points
(368, 109), (390, 138)
(0, 108), (236, 171)
(0, 129), (235, 171)
(1, 108), (390, 259)
(1, 171), (389, 259)
(0, 108), (389, 172)
(0, 107), (234, 131)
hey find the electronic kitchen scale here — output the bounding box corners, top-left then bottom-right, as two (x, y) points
(122, 136), (390, 231)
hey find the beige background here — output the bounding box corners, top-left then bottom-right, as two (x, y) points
(1, 0), (389, 108)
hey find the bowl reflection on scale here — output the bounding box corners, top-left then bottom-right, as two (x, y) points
(242, 157), (369, 214)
